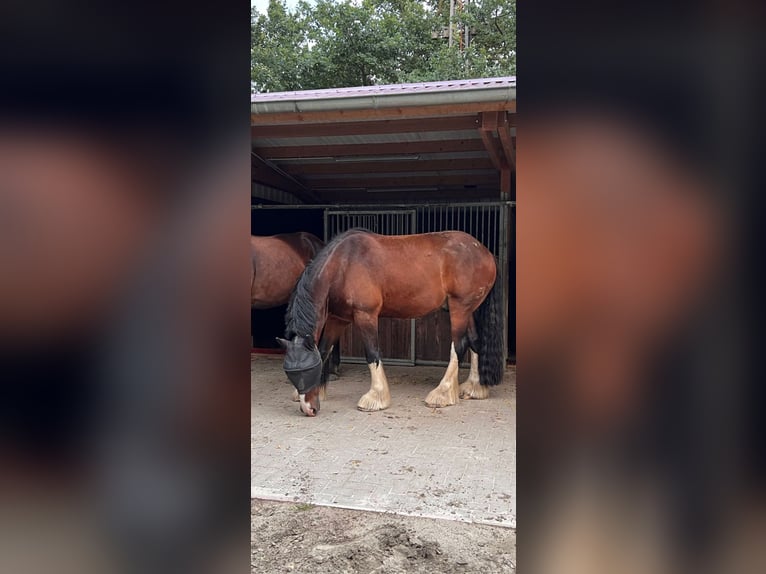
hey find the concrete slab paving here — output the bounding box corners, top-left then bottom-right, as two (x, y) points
(251, 354), (516, 528)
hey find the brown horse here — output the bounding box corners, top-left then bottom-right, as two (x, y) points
(278, 229), (504, 416)
(251, 232), (340, 389)
(250, 232), (325, 308)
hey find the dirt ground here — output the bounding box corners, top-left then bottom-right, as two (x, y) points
(251, 498), (516, 573)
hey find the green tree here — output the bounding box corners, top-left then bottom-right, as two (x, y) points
(251, 0), (311, 92)
(463, 0), (516, 76)
(251, 0), (515, 92)
(409, 0), (515, 80)
(305, 0), (437, 87)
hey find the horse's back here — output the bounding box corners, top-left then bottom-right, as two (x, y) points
(337, 230), (493, 272)
(325, 230), (496, 317)
(251, 233), (321, 308)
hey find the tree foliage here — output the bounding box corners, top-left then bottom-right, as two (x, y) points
(252, 0), (515, 92)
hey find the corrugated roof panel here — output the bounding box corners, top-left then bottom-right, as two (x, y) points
(252, 77), (516, 102)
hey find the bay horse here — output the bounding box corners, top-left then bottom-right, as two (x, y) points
(250, 232), (325, 308)
(278, 229), (504, 417)
(251, 232), (340, 388)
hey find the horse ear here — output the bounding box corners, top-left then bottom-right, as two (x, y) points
(275, 337), (289, 349)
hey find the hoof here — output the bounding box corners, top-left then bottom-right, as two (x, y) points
(291, 388), (300, 402)
(329, 373), (340, 381)
(459, 381), (489, 400)
(357, 389), (390, 412)
(425, 385), (458, 408)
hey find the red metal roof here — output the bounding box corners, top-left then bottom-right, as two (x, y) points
(252, 77), (516, 102)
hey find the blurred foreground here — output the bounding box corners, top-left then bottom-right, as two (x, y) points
(518, 3), (766, 573)
(0, 2), (251, 574)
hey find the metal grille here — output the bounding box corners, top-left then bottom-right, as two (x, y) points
(416, 204), (504, 258)
(324, 210), (416, 240)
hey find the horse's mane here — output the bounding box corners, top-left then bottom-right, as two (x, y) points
(285, 228), (370, 339)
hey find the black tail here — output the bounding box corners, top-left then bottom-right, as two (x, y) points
(474, 262), (504, 387)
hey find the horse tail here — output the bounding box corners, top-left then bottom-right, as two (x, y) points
(474, 260), (504, 387)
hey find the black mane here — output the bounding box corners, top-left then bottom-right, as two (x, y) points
(285, 228), (370, 340)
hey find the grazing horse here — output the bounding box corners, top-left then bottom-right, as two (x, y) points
(278, 229), (504, 417)
(251, 232), (340, 385)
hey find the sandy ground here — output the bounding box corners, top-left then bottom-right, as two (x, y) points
(252, 355), (516, 573)
(251, 498), (516, 573)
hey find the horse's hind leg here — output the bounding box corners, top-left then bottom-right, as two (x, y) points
(459, 317), (488, 399)
(355, 311), (391, 412)
(459, 349), (488, 399)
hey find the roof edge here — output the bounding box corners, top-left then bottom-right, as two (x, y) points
(251, 77), (516, 116)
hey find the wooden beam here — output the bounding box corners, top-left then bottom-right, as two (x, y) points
(479, 110), (501, 131)
(308, 174), (499, 189)
(286, 158), (496, 175)
(478, 130), (504, 171)
(317, 188), (499, 202)
(500, 166), (512, 201)
(251, 101), (516, 125)
(252, 115), (480, 138)
(497, 112), (516, 170)
(478, 111), (508, 172)
(257, 138), (486, 159)
(251, 153), (319, 203)
(479, 111), (508, 170)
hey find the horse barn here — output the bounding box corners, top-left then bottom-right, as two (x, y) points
(251, 77), (516, 366)
(251, 78), (516, 540)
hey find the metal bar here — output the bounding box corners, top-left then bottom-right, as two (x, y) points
(499, 203), (509, 363)
(253, 201), (515, 210)
(410, 208), (417, 363)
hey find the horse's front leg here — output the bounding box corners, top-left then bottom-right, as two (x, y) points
(354, 311), (391, 412)
(425, 308), (470, 407)
(424, 342), (461, 407)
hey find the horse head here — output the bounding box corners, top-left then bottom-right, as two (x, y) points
(277, 335), (322, 416)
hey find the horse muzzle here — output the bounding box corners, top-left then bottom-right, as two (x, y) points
(285, 360), (323, 395)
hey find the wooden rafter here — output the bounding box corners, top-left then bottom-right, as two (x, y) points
(500, 167), (512, 200)
(251, 152), (319, 203)
(478, 111), (506, 171)
(252, 115), (480, 138)
(251, 101), (516, 125)
(497, 112), (516, 170)
(259, 139), (486, 159)
(318, 188), (498, 202)
(308, 174), (499, 189)
(287, 158), (495, 175)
